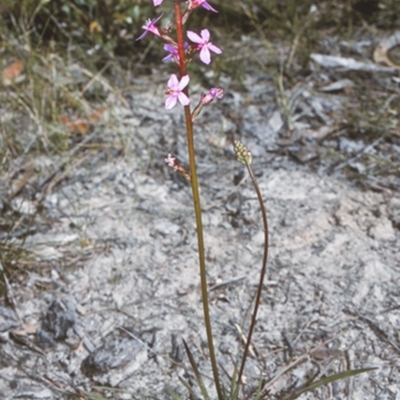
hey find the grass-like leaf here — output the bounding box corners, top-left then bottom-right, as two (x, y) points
(178, 376), (198, 398)
(166, 387), (184, 400)
(79, 390), (107, 400)
(182, 339), (212, 400)
(226, 364), (239, 400)
(281, 367), (377, 400)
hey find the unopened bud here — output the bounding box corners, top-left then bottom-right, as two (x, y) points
(191, 88), (223, 122)
(165, 154), (191, 181)
(201, 88), (223, 105)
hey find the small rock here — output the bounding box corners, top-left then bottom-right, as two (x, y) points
(368, 218), (396, 241)
(81, 334), (147, 386)
(36, 295), (77, 348)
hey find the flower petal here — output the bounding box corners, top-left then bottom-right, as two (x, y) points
(165, 95), (178, 110)
(208, 43), (222, 54)
(178, 92), (190, 106)
(136, 30), (148, 41)
(200, 29), (210, 41)
(187, 30), (202, 43)
(178, 75), (190, 90)
(162, 44), (177, 62)
(199, 47), (211, 64)
(151, 13), (164, 25)
(167, 74), (179, 89)
(202, 1), (218, 12)
(162, 54), (173, 63)
(164, 44), (176, 53)
(153, 0), (164, 6)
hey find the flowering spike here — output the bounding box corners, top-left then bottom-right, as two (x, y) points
(234, 140), (253, 165)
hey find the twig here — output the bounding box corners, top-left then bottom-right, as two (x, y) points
(209, 275), (246, 292)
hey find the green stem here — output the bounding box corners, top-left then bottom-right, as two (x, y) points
(237, 163), (269, 392)
(174, 3), (223, 399)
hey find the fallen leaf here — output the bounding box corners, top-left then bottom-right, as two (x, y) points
(2, 60), (24, 85)
(60, 116), (89, 134)
(60, 107), (106, 135)
(12, 321), (40, 336)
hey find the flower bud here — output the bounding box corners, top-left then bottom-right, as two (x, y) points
(201, 88), (223, 105)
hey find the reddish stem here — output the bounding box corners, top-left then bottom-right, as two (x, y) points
(174, 1), (187, 77)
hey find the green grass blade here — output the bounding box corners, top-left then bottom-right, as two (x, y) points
(282, 367), (377, 400)
(228, 365), (239, 400)
(166, 387), (184, 400)
(178, 376), (197, 398)
(252, 376), (267, 400)
(182, 339), (211, 400)
(79, 390), (107, 400)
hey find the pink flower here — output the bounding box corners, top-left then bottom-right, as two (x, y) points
(153, 0), (164, 5)
(162, 43), (188, 63)
(136, 14), (163, 41)
(162, 44), (178, 63)
(187, 29), (222, 64)
(165, 74), (190, 110)
(187, 0), (218, 13)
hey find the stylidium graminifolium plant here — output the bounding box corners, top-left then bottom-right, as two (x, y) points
(136, 1), (228, 398)
(136, 1), (267, 399)
(136, 2), (374, 400)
